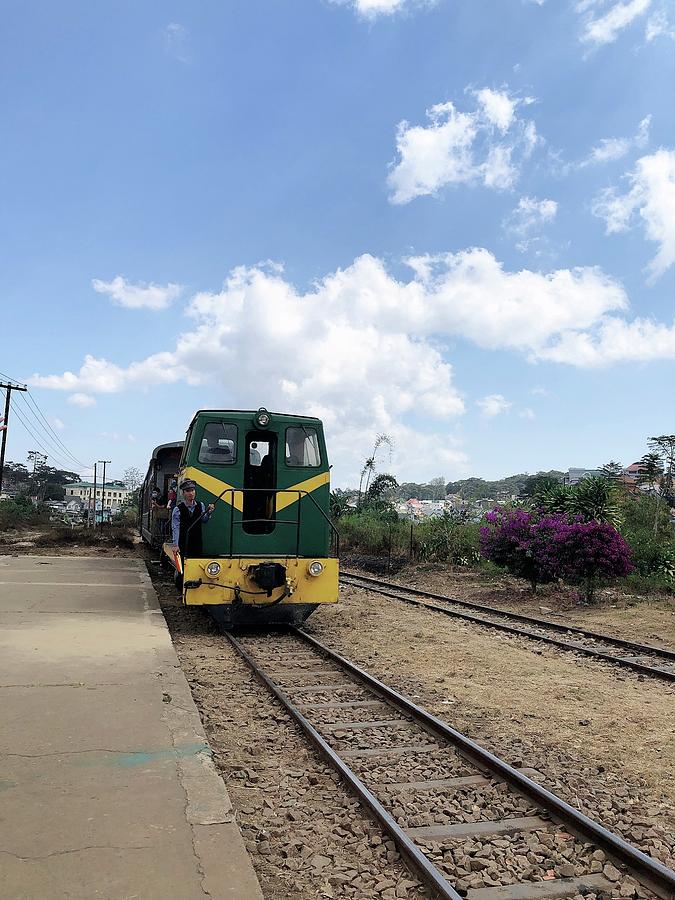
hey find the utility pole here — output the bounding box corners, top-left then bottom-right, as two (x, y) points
(91, 463), (97, 528)
(98, 460), (111, 533)
(0, 381), (28, 494)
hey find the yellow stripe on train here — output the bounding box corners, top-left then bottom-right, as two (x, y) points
(181, 466), (329, 513)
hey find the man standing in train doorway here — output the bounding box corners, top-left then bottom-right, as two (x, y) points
(171, 479), (215, 569)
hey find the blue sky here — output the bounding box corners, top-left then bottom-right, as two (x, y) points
(2, 0), (674, 486)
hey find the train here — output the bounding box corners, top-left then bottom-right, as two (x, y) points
(140, 408), (339, 626)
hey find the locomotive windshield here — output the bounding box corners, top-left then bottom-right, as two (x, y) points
(285, 426), (321, 467)
(198, 422), (237, 464)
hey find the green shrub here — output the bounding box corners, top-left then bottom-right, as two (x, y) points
(415, 514), (481, 565)
(0, 497), (46, 530)
(339, 513), (410, 556)
(620, 494), (675, 582)
(339, 511), (481, 565)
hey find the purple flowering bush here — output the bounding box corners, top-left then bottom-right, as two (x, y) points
(479, 508), (564, 592)
(480, 507), (634, 601)
(551, 520), (634, 602)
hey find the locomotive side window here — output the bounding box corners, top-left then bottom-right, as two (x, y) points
(285, 427), (321, 467)
(198, 423), (237, 464)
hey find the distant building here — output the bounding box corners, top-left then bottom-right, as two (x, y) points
(64, 480), (133, 510)
(567, 468), (602, 485)
(623, 462), (650, 481)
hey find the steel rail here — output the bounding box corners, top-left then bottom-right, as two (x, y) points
(341, 572), (675, 682)
(224, 630), (462, 900)
(291, 628), (675, 900)
(342, 570), (675, 660)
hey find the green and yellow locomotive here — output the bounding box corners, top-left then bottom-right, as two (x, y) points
(162, 408), (339, 626)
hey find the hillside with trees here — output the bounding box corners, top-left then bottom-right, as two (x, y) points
(439, 471), (566, 500)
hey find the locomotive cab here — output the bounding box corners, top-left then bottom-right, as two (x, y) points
(164, 408), (339, 626)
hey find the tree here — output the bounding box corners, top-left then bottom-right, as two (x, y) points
(568, 476), (622, 528)
(330, 489), (352, 520)
(636, 452), (664, 535)
(479, 508), (563, 593)
(648, 435), (675, 507)
(365, 473), (398, 510)
(553, 520), (633, 602)
(533, 481), (573, 514)
(123, 467), (143, 491)
(600, 460), (623, 481)
(520, 473), (562, 499)
(357, 434), (393, 509)
(429, 476), (447, 500)
(535, 476), (621, 528)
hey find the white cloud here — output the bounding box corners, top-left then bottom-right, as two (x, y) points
(49, 417), (65, 430)
(645, 8), (675, 39)
(35, 251), (636, 391)
(581, 115), (651, 166)
(530, 386), (550, 396)
(504, 196), (558, 251)
(68, 393), (96, 407)
(30, 248), (627, 397)
(578, 0), (652, 46)
(387, 88), (539, 204)
(477, 394), (512, 417)
(592, 148), (675, 281)
(539, 316), (675, 366)
(330, 0), (435, 19)
(162, 23), (190, 62)
(519, 408), (536, 420)
(33, 247), (675, 471)
(92, 276), (182, 311)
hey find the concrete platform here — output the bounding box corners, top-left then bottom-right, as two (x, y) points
(0, 554), (263, 900)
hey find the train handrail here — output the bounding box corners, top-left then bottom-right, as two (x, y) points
(206, 486), (339, 558)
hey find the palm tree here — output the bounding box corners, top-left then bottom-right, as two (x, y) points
(535, 477), (621, 527)
(330, 490), (351, 521)
(569, 476), (621, 527)
(357, 434), (393, 509)
(534, 482), (573, 514)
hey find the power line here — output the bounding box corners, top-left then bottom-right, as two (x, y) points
(0, 369), (23, 383)
(19, 390), (90, 471)
(25, 389), (91, 469)
(0, 368), (92, 472)
(9, 398), (75, 470)
(14, 393), (85, 472)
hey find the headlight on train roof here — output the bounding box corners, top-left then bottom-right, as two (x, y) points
(206, 561), (221, 578)
(308, 561), (324, 577)
(255, 408), (271, 427)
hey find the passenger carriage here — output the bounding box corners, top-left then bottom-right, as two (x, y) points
(139, 441), (184, 550)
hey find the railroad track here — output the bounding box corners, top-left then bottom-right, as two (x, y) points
(341, 571), (675, 683)
(226, 627), (675, 900)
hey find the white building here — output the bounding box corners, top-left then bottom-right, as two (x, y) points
(64, 480), (133, 510)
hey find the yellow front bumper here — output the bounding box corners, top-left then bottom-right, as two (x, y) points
(181, 557), (339, 607)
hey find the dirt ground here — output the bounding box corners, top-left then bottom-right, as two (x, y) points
(0, 527), (139, 557)
(345, 562), (675, 650)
